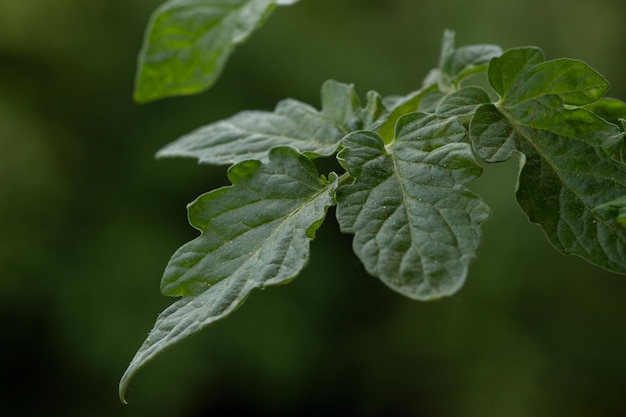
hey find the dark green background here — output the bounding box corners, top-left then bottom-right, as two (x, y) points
(1, 0), (625, 416)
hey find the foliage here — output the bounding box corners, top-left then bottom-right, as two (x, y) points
(120, 0), (626, 402)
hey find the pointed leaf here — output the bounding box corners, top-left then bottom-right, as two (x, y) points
(470, 48), (626, 273)
(157, 80), (359, 164)
(120, 147), (337, 402)
(360, 90), (387, 130)
(336, 113), (490, 300)
(135, 0), (296, 103)
(320, 79), (362, 131)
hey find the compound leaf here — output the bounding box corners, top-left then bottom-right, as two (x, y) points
(157, 80), (360, 164)
(119, 146), (336, 402)
(336, 113), (490, 300)
(470, 48), (626, 273)
(134, 0), (298, 102)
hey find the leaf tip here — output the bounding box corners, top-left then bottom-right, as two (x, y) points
(118, 374), (131, 405)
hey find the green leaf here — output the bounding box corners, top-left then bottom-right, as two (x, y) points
(157, 80), (360, 164)
(377, 31), (500, 142)
(377, 84), (438, 143)
(500, 58), (609, 107)
(336, 113), (490, 300)
(134, 0), (299, 103)
(487, 47), (544, 98)
(434, 29), (501, 88)
(470, 47), (626, 273)
(439, 32), (501, 84)
(119, 146), (336, 402)
(595, 196), (626, 225)
(435, 86), (492, 118)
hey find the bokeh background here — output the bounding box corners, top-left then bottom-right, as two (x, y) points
(1, 0), (626, 416)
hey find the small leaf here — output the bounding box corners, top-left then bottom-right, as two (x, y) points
(119, 147), (337, 402)
(488, 47), (544, 98)
(470, 48), (626, 273)
(336, 113), (490, 300)
(435, 86), (491, 118)
(360, 90), (387, 130)
(377, 84), (438, 143)
(378, 31), (500, 142)
(438, 30), (502, 86)
(135, 0), (287, 103)
(157, 80), (359, 164)
(320, 79), (362, 131)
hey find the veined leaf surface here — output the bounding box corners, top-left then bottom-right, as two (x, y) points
(134, 0), (300, 102)
(470, 47), (626, 273)
(119, 146), (336, 402)
(336, 113), (490, 300)
(157, 80), (370, 164)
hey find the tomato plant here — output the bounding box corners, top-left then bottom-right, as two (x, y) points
(120, 0), (626, 402)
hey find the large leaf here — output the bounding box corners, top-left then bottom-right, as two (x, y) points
(470, 47), (626, 273)
(119, 146), (337, 402)
(134, 0), (300, 102)
(336, 113), (490, 300)
(157, 80), (377, 164)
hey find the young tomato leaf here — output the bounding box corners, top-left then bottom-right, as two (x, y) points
(157, 80), (372, 164)
(134, 0), (299, 103)
(470, 47), (626, 273)
(438, 30), (501, 86)
(119, 146), (336, 403)
(423, 29), (501, 91)
(336, 113), (490, 300)
(435, 86), (492, 118)
(378, 31), (500, 142)
(377, 84), (439, 144)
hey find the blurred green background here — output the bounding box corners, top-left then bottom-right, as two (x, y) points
(1, 0), (625, 416)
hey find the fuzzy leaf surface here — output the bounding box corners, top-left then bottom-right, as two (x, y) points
(470, 47), (626, 273)
(436, 86), (492, 118)
(157, 80), (367, 164)
(119, 146), (336, 402)
(438, 30), (502, 84)
(134, 0), (299, 102)
(336, 113), (490, 300)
